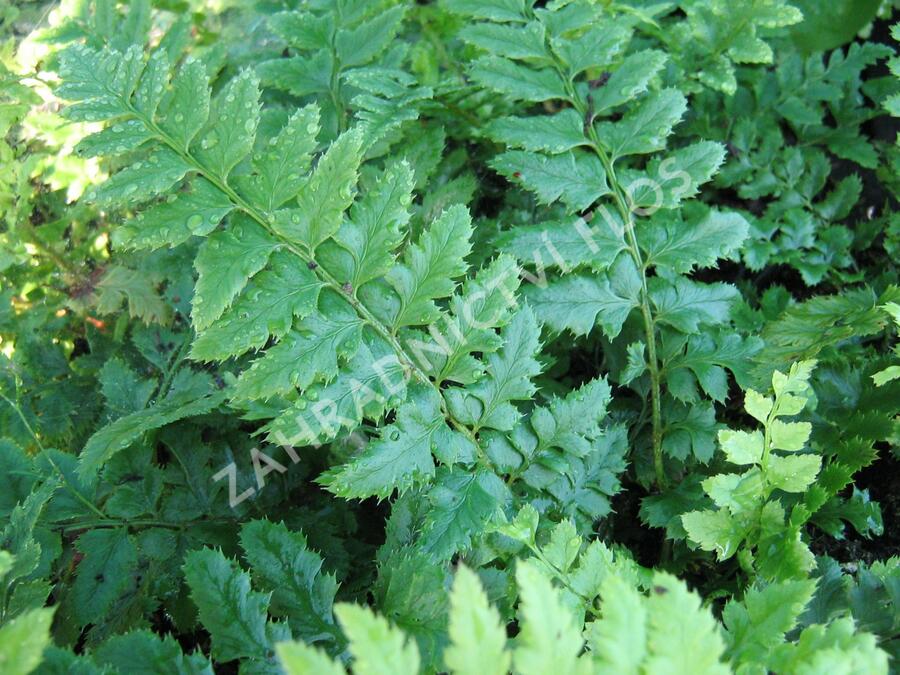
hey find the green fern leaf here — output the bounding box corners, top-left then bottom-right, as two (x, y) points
(640, 208), (749, 273)
(182, 548), (285, 665)
(723, 579), (816, 669)
(257, 50), (332, 99)
(513, 561), (583, 675)
(432, 254), (522, 385)
(623, 141), (726, 210)
(444, 0), (530, 23)
(94, 266), (170, 324)
(543, 424), (628, 526)
(272, 128), (364, 250)
(649, 278), (738, 333)
(57, 45), (144, 121)
(418, 468), (510, 560)
(586, 575), (647, 672)
(459, 21), (548, 60)
(86, 147), (191, 206)
(239, 520), (340, 644)
(94, 631), (214, 674)
(114, 178), (234, 251)
(553, 20), (632, 75)
(191, 217), (278, 331)
(264, 331), (406, 446)
(487, 110), (587, 154)
(319, 386), (474, 500)
(278, 642), (346, 675)
(592, 50), (668, 115)
(520, 378), (614, 468)
(194, 69), (260, 179)
(598, 88), (687, 159)
(523, 256), (641, 338)
(78, 389), (225, 480)
(386, 204), (474, 329)
(71, 529), (138, 626)
(320, 160), (414, 289)
(335, 6), (406, 68)
(642, 573), (730, 674)
(491, 150), (611, 212)
(446, 306), (541, 432)
(74, 118), (153, 158)
(496, 215), (627, 273)
(239, 104), (320, 212)
(232, 291), (363, 401)
(98, 357), (156, 417)
(469, 56), (566, 102)
(133, 48), (170, 118)
(191, 251), (322, 361)
(663, 333), (763, 403)
(342, 68), (433, 142)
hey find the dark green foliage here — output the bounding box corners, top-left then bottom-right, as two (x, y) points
(0, 1), (898, 673)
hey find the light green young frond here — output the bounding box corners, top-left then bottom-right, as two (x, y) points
(335, 603), (420, 675)
(445, 565), (511, 675)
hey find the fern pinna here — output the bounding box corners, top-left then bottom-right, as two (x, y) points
(60, 9), (625, 568)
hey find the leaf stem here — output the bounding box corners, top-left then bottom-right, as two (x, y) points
(50, 516), (238, 533)
(0, 390), (108, 519)
(592, 149), (666, 489)
(549, 70), (668, 488)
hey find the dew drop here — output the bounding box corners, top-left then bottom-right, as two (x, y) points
(186, 214), (205, 231)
